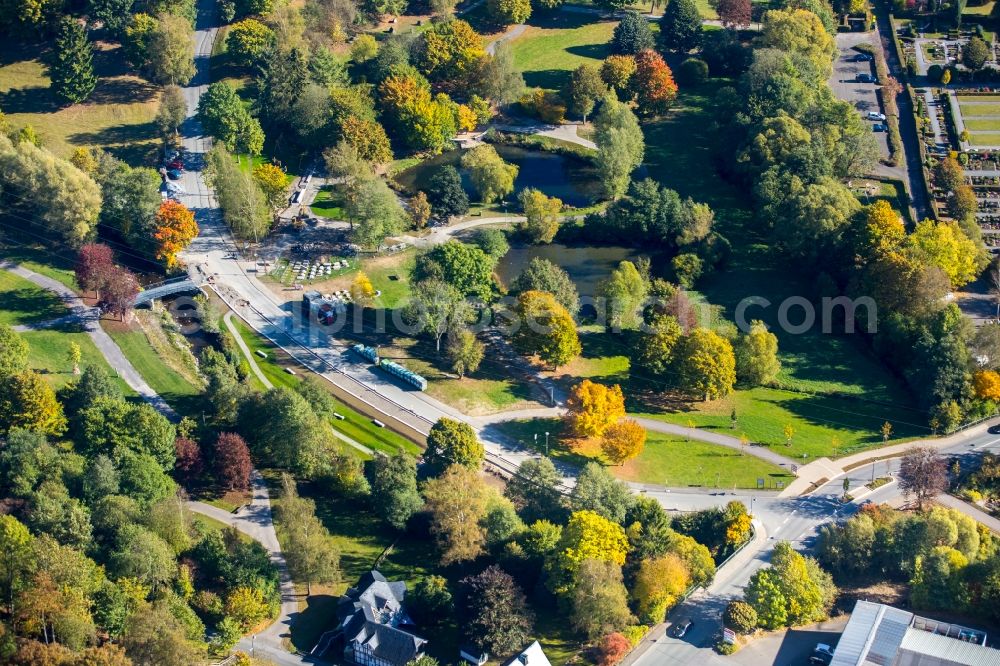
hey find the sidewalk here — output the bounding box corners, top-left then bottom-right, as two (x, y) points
(936, 493), (1000, 534)
(0, 261), (178, 421)
(779, 419), (999, 497)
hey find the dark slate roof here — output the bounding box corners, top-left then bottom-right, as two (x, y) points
(337, 570), (427, 666)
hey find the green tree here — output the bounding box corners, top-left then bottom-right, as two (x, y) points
(446, 328), (484, 378)
(675, 328), (736, 400)
(226, 18), (274, 68)
(109, 525), (176, 589)
(366, 454), (423, 530)
(511, 257), (579, 314)
(77, 397), (175, 469)
(570, 462), (634, 523)
(488, 0), (531, 25)
(724, 600), (758, 634)
(513, 290), (581, 368)
(0, 515), (33, 617)
(427, 165), (470, 220)
(569, 559), (633, 638)
(659, 0), (702, 52)
(422, 464), (493, 564)
(611, 11), (654, 55)
(964, 36), (990, 71)
(461, 144), (518, 204)
(350, 177), (406, 250)
(563, 64), (607, 122)
(599, 259), (648, 330)
(49, 17), (97, 106)
(237, 387), (333, 478)
(407, 279), (469, 352)
(519, 188), (562, 244)
(758, 8), (836, 78)
(277, 474), (340, 595)
(504, 457), (565, 523)
(148, 13), (196, 85)
(414, 241), (495, 301)
(408, 576), (453, 628)
(415, 19), (485, 82)
(156, 84), (187, 137)
(593, 95), (644, 199)
(205, 145), (271, 241)
(472, 227), (510, 259)
(198, 82), (265, 155)
(471, 42), (525, 106)
(0, 325), (28, 378)
(671, 253), (702, 288)
(744, 569), (786, 629)
(735, 320), (780, 386)
(547, 510), (629, 594)
(425, 417), (484, 474)
(635, 314), (682, 375)
(122, 601), (203, 666)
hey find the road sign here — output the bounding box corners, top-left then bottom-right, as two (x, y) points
(723, 628), (736, 644)
(757, 478), (764, 488)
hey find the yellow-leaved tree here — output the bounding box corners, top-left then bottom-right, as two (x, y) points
(547, 509), (629, 594)
(632, 553), (691, 623)
(350, 272), (377, 306)
(566, 379), (625, 438)
(973, 369), (1000, 402)
(907, 219), (988, 288)
(600, 418), (646, 465)
(513, 290), (581, 369)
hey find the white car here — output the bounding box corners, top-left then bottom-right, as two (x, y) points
(867, 111), (886, 121)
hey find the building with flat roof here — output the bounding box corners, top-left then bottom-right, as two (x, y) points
(831, 600), (999, 666)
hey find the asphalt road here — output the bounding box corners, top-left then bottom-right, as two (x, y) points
(629, 429), (1000, 666)
(830, 33), (889, 162)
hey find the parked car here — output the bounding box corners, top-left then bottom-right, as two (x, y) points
(873, 123), (887, 132)
(167, 169), (183, 180)
(853, 53), (873, 62)
(815, 643), (835, 657)
(672, 619), (694, 638)
(866, 111), (886, 121)
(167, 159), (184, 171)
(857, 73), (875, 83)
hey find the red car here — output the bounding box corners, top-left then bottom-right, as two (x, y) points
(168, 159), (184, 171)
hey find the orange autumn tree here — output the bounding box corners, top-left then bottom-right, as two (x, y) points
(601, 418), (646, 465)
(566, 379), (625, 438)
(632, 49), (677, 117)
(153, 200), (198, 268)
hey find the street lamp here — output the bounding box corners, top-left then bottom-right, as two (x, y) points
(750, 496), (756, 517)
(545, 431), (550, 456)
(534, 432), (538, 453)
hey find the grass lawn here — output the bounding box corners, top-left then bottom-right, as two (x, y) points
(0, 240), (81, 292)
(959, 103), (1000, 116)
(634, 78), (928, 457)
(226, 315), (421, 457)
(22, 328), (135, 394)
(0, 269), (68, 326)
(961, 118), (1000, 131)
(492, 418), (794, 488)
(103, 313), (205, 417)
(510, 13), (618, 91)
(964, 1), (994, 14)
(310, 186), (345, 219)
(638, 387), (923, 460)
(958, 94), (1000, 103)
(0, 41), (159, 163)
(968, 133), (1000, 146)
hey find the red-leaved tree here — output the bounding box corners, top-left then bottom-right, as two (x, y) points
(597, 633), (631, 666)
(713, 0), (751, 28)
(215, 432), (252, 491)
(632, 50), (678, 117)
(101, 266), (140, 321)
(175, 436), (203, 481)
(75, 243), (114, 298)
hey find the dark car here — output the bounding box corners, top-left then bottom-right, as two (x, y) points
(167, 169), (183, 180)
(857, 73), (875, 83)
(672, 619), (693, 638)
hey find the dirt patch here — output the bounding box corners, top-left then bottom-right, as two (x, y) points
(836, 581), (908, 613)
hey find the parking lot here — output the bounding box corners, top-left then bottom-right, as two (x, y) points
(829, 32), (890, 162)
(728, 615), (849, 666)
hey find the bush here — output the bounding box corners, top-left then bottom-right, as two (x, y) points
(715, 640), (738, 655)
(960, 488), (984, 503)
(620, 625), (649, 646)
(677, 58), (708, 86)
(723, 600), (757, 634)
(520, 89), (566, 124)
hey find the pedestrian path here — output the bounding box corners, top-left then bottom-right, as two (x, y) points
(0, 261), (178, 420)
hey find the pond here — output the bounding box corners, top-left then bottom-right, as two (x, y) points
(496, 244), (642, 297)
(395, 144), (602, 208)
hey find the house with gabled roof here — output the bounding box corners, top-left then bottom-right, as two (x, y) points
(316, 570), (427, 666)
